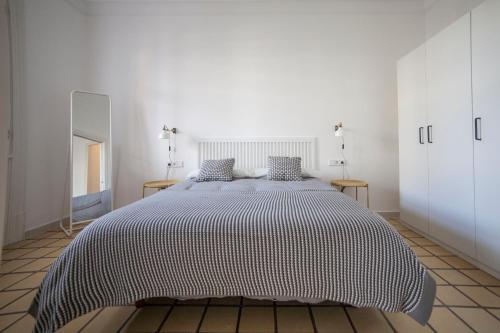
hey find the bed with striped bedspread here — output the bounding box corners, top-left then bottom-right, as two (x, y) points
(29, 178), (435, 332)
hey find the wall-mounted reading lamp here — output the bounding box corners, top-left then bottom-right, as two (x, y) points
(334, 122), (346, 180)
(158, 124), (177, 179)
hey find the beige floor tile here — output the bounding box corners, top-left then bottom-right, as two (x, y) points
(48, 238), (74, 247)
(434, 270), (478, 285)
(238, 307), (275, 333)
(412, 238), (436, 246)
(0, 289), (38, 314)
(0, 273), (31, 291)
(441, 256), (476, 269)
(13, 257), (56, 273)
(0, 313), (24, 331)
(461, 270), (500, 286)
(121, 306), (170, 333)
(428, 308), (473, 333)
(429, 271), (448, 285)
(434, 298), (442, 305)
(19, 247), (63, 259)
(0, 290), (30, 308)
(209, 297), (241, 305)
(2, 314), (35, 333)
(412, 247), (433, 257)
(400, 230), (421, 238)
(81, 306), (135, 333)
(3, 240), (37, 250)
(199, 306), (239, 333)
(457, 286), (500, 307)
(7, 272), (46, 290)
(488, 286), (500, 296)
(56, 309), (101, 333)
(277, 307), (314, 333)
(32, 231), (66, 239)
(24, 238), (61, 248)
(45, 247), (66, 258)
(312, 307), (353, 333)
(2, 249), (37, 260)
(393, 224), (409, 231)
(384, 312), (433, 333)
(242, 298), (274, 305)
(403, 238), (417, 246)
(419, 257), (452, 269)
(423, 246), (452, 256)
(347, 308), (392, 333)
(436, 286), (476, 306)
(488, 309), (500, 320)
(451, 307), (500, 333)
(160, 306), (204, 333)
(0, 259), (35, 274)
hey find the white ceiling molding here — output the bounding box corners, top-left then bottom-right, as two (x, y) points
(65, 0), (426, 16)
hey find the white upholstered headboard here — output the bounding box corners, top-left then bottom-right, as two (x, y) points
(198, 137), (317, 170)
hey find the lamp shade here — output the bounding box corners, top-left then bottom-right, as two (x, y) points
(158, 126), (170, 140)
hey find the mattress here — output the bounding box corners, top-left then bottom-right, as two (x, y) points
(29, 178), (435, 332)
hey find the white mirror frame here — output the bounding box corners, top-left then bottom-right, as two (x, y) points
(60, 90), (112, 236)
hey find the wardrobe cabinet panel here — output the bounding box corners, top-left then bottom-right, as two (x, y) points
(472, 0), (500, 272)
(397, 45), (429, 234)
(426, 14), (476, 258)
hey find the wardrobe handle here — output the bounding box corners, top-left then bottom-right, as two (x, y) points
(427, 125), (433, 143)
(474, 117), (482, 141)
(418, 127), (424, 144)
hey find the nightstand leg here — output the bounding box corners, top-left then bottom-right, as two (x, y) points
(367, 185), (370, 208)
(142, 187), (145, 198)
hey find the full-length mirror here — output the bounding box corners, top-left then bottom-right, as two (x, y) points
(62, 91), (112, 235)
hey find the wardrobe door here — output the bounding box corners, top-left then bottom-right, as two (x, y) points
(426, 14), (475, 257)
(397, 45), (429, 233)
(472, 0), (500, 272)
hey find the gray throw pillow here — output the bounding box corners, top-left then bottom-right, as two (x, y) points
(196, 158), (235, 182)
(267, 156), (302, 181)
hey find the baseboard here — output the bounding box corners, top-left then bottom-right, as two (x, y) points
(376, 211), (400, 220)
(400, 220), (500, 280)
(24, 216), (68, 239)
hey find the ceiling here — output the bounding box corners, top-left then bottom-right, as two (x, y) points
(68, 0), (432, 15)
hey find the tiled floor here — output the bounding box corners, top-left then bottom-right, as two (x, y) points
(1, 218), (500, 332)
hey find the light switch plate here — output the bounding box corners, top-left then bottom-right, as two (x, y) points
(328, 159), (346, 166)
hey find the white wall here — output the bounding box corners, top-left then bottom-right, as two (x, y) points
(11, 0), (427, 233)
(425, 0), (485, 37)
(0, 0), (11, 254)
(86, 2), (425, 212)
(11, 0), (88, 233)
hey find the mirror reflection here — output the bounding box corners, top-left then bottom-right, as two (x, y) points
(70, 91), (112, 230)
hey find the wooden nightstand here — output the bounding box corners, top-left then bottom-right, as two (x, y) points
(143, 179), (180, 198)
(331, 179), (369, 208)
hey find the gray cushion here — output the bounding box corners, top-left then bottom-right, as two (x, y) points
(196, 158), (235, 182)
(267, 156), (302, 181)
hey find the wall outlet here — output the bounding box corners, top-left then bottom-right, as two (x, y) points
(328, 159), (346, 166)
(168, 161), (184, 168)
(172, 161), (184, 168)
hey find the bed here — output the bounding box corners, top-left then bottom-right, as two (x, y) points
(29, 138), (436, 333)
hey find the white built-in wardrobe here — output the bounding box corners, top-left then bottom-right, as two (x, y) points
(398, 0), (500, 277)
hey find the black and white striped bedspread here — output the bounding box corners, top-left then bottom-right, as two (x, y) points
(29, 178), (434, 332)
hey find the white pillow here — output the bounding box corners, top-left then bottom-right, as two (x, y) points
(186, 168), (267, 180)
(186, 168), (314, 180)
(185, 169), (200, 179)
